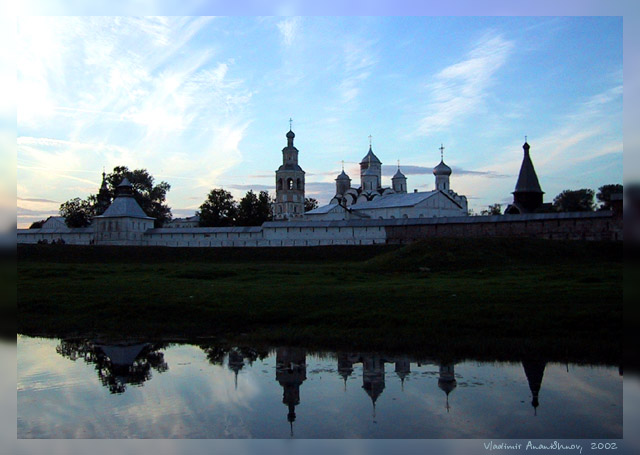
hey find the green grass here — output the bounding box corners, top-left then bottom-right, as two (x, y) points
(17, 239), (622, 364)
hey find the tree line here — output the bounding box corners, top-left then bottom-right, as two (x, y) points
(473, 184), (622, 216)
(36, 166), (319, 228)
(56, 166), (172, 228)
(197, 188), (318, 227)
(30, 165), (622, 227)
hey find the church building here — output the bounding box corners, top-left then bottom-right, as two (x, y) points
(305, 143), (468, 221)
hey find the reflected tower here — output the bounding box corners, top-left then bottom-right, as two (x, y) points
(337, 352), (355, 391)
(276, 347), (307, 437)
(522, 359), (547, 416)
(394, 358), (411, 392)
(362, 355), (386, 419)
(228, 348), (245, 390)
(438, 363), (457, 412)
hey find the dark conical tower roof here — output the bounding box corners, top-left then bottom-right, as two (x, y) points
(514, 142), (543, 194)
(523, 359), (547, 415)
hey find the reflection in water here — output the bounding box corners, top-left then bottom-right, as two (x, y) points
(276, 347), (307, 437)
(201, 344), (269, 390)
(17, 336), (623, 439)
(56, 340), (168, 393)
(523, 359), (547, 416)
(438, 363), (457, 412)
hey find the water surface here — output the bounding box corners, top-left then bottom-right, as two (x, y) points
(17, 336), (622, 439)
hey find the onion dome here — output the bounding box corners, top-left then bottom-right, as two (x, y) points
(286, 130), (295, 139)
(100, 171), (108, 190)
(336, 169), (350, 180)
(433, 160), (452, 176)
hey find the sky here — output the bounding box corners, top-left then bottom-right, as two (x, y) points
(16, 16), (623, 227)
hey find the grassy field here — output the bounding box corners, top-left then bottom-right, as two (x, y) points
(17, 239), (622, 363)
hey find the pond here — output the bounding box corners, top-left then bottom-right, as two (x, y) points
(17, 335), (622, 439)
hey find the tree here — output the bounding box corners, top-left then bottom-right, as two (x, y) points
(304, 197), (319, 212)
(104, 166), (172, 227)
(59, 197), (94, 227)
(29, 219), (46, 229)
(59, 166), (172, 228)
(480, 203), (502, 216)
(553, 189), (595, 212)
(237, 190), (273, 226)
(198, 189), (237, 227)
(596, 184), (623, 210)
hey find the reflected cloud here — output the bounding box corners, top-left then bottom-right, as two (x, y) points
(17, 337), (622, 439)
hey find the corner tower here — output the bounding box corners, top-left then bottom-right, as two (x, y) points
(274, 123), (305, 220)
(511, 140), (544, 213)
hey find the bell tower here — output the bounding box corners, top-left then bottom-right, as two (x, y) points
(274, 120), (305, 220)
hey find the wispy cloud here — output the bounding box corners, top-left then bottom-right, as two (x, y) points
(338, 38), (378, 105)
(277, 17), (300, 47)
(381, 164), (509, 178)
(18, 16), (255, 214)
(224, 184), (272, 191)
(17, 196), (59, 203)
(417, 33), (514, 135)
(454, 82), (622, 210)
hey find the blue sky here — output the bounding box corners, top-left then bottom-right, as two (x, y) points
(16, 16), (622, 226)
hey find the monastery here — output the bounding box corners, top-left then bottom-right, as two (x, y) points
(17, 127), (622, 246)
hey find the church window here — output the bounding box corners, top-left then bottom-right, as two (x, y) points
(287, 178), (294, 190)
(277, 179), (283, 190)
(297, 178), (302, 190)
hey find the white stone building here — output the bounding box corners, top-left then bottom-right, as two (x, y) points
(92, 178), (155, 245)
(164, 215), (200, 228)
(305, 144), (468, 221)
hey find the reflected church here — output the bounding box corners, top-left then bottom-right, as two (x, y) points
(53, 340), (564, 432)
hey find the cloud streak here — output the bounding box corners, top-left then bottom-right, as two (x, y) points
(277, 17), (300, 47)
(417, 33), (514, 135)
(381, 164), (509, 178)
(17, 197), (59, 203)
